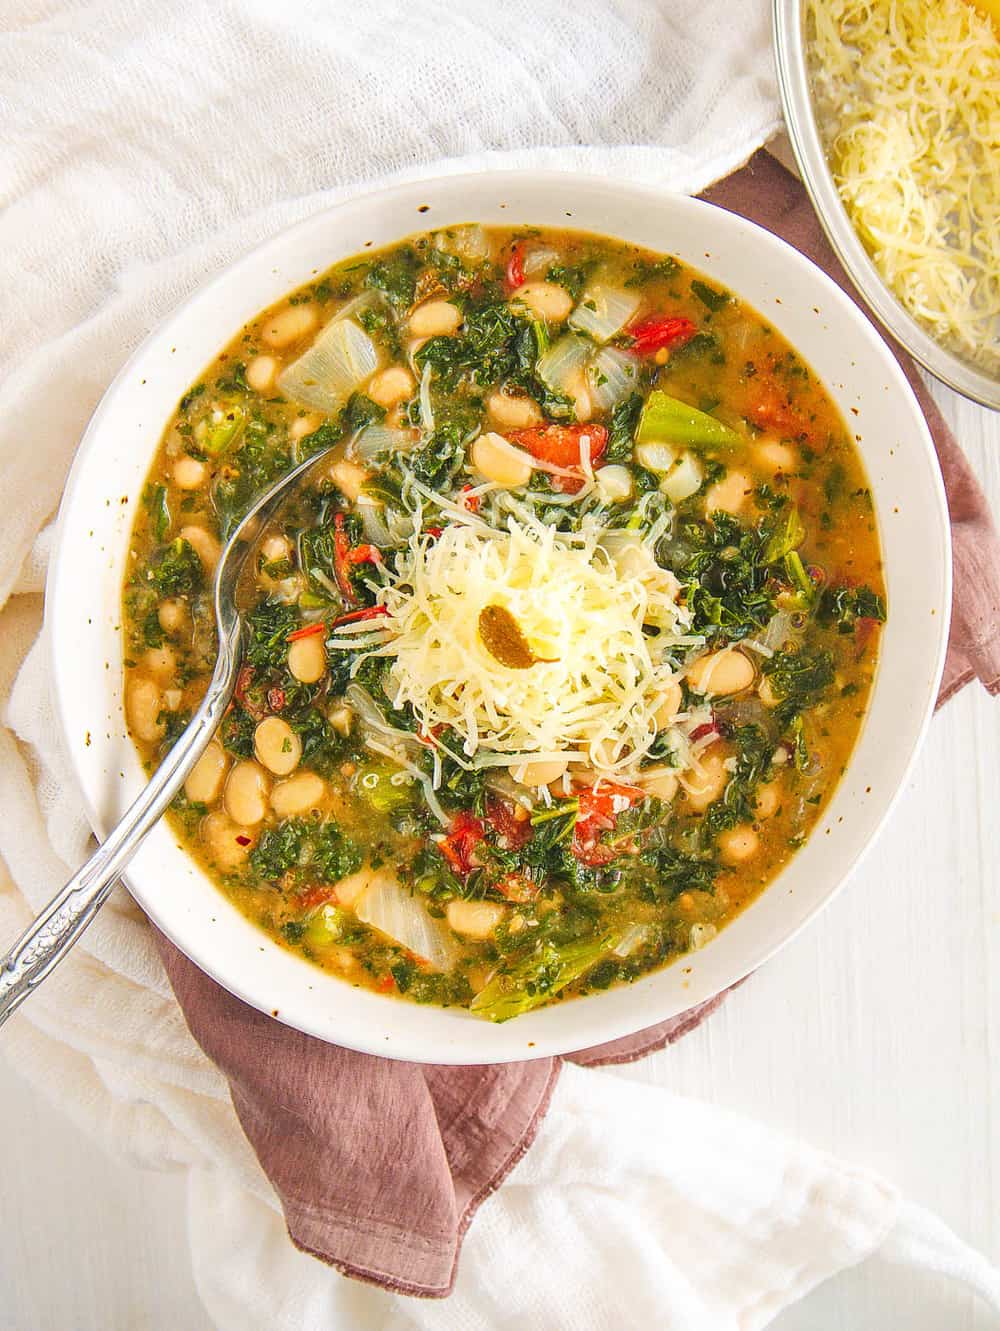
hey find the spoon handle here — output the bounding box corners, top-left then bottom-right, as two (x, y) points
(0, 654), (236, 1029)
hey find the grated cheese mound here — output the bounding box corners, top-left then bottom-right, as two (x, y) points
(808, 0), (1000, 374)
(368, 518), (697, 776)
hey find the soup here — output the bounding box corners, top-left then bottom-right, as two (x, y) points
(122, 224), (885, 1021)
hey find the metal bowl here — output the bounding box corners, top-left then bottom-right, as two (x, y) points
(773, 0), (1000, 411)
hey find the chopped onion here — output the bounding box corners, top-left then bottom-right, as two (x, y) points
(690, 923), (717, 951)
(356, 499), (393, 548)
(588, 346), (639, 412)
(568, 285), (641, 343)
(432, 224), (490, 264)
(356, 872), (458, 969)
(418, 361), (435, 433)
(659, 452), (703, 504)
(522, 246), (561, 276)
(536, 332), (593, 397)
(353, 424), (420, 461)
(612, 923), (650, 958)
(278, 314), (379, 413)
(762, 609), (802, 654)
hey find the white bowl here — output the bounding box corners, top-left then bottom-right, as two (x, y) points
(48, 171), (951, 1063)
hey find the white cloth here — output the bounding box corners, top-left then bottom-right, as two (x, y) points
(0, 1), (997, 1327)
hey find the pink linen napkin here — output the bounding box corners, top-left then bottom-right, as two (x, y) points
(154, 150), (1000, 1300)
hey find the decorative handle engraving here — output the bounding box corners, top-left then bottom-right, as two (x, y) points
(0, 629), (239, 1028)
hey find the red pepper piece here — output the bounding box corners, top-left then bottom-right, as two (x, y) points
(505, 244), (526, 292)
(628, 315), (696, 356)
(286, 620), (327, 642)
(347, 544), (379, 567)
(331, 605), (389, 629)
(376, 974), (396, 993)
(332, 512), (356, 601)
(234, 664), (267, 720)
(507, 423), (609, 493)
(459, 484), (481, 514)
(438, 811), (486, 877)
(426, 526), (444, 539)
(571, 781), (647, 866)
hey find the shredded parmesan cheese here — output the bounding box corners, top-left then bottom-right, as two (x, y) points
(369, 516), (700, 776)
(808, 0), (1000, 373)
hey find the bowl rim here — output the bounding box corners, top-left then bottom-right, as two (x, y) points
(773, 0), (1000, 413)
(47, 168), (952, 1062)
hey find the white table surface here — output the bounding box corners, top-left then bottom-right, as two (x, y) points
(1, 374), (997, 1331)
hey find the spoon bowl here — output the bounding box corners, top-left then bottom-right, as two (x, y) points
(0, 443), (335, 1027)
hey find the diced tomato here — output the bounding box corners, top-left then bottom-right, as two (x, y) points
(505, 244), (526, 292)
(438, 811), (486, 877)
(689, 720), (719, 744)
(495, 871), (539, 904)
(507, 423), (609, 493)
(295, 884), (335, 912)
(287, 620), (327, 641)
(426, 526), (444, 539)
(416, 723), (445, 746)
(485, 795), (532, 850)
(234, 664), (267, 720)
(628, 315), (696, 356)
(376, 974), (396, 993)
(746, 367), (816, 443)
(854, 615), (879, 660)
(572, 781), (647, 866)
(459, 484), (481, 514)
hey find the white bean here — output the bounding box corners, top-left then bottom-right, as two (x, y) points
(486, 390), (542, 430)
(471, 432), (533, 488)
(142, 644), (176, 680)
(755, 438), (797, 474)
(184, 741), (229, 804)
(682, 748), (729, 813)
(754, 781), (782, 819)
(201, 811), (255, 869)
(704, 469), (752, 515)
(334, 867), (373, 906)
(654, 681), (682, 729)
(408, 300), (462, 338)
(287, 634), (326, 684)
(686, 649), (755, 698)
(512, 757), (569, 787)
(271, 772), (326, 817)
(126, 675), (165, 744)
(246, 355), (279, 393)
(178, 525), (221, 574)
(512, 281), (573, 322)
(224, 760), (270, 825)
(289, 413), (323, 442)
(718, 824), (760, 864)
(157, 598), (188, 636)
(640, 768), (679, 802)
(261, 303), (318, 349)
(368, 366), (415, 408)
(330, 458), (370, 501)
(253, 716), (302, 776)
(446, 899), (506, 939)
(173, 456), (207, 490)
(595, 464), (633, 502)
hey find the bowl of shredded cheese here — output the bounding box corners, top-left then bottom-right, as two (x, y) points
(774, 0), (1000, 409)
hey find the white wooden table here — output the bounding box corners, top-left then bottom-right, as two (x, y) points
(1, 376), (997, 1330)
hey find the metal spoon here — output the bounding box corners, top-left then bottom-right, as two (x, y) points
(0, 443), (336, 1027)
